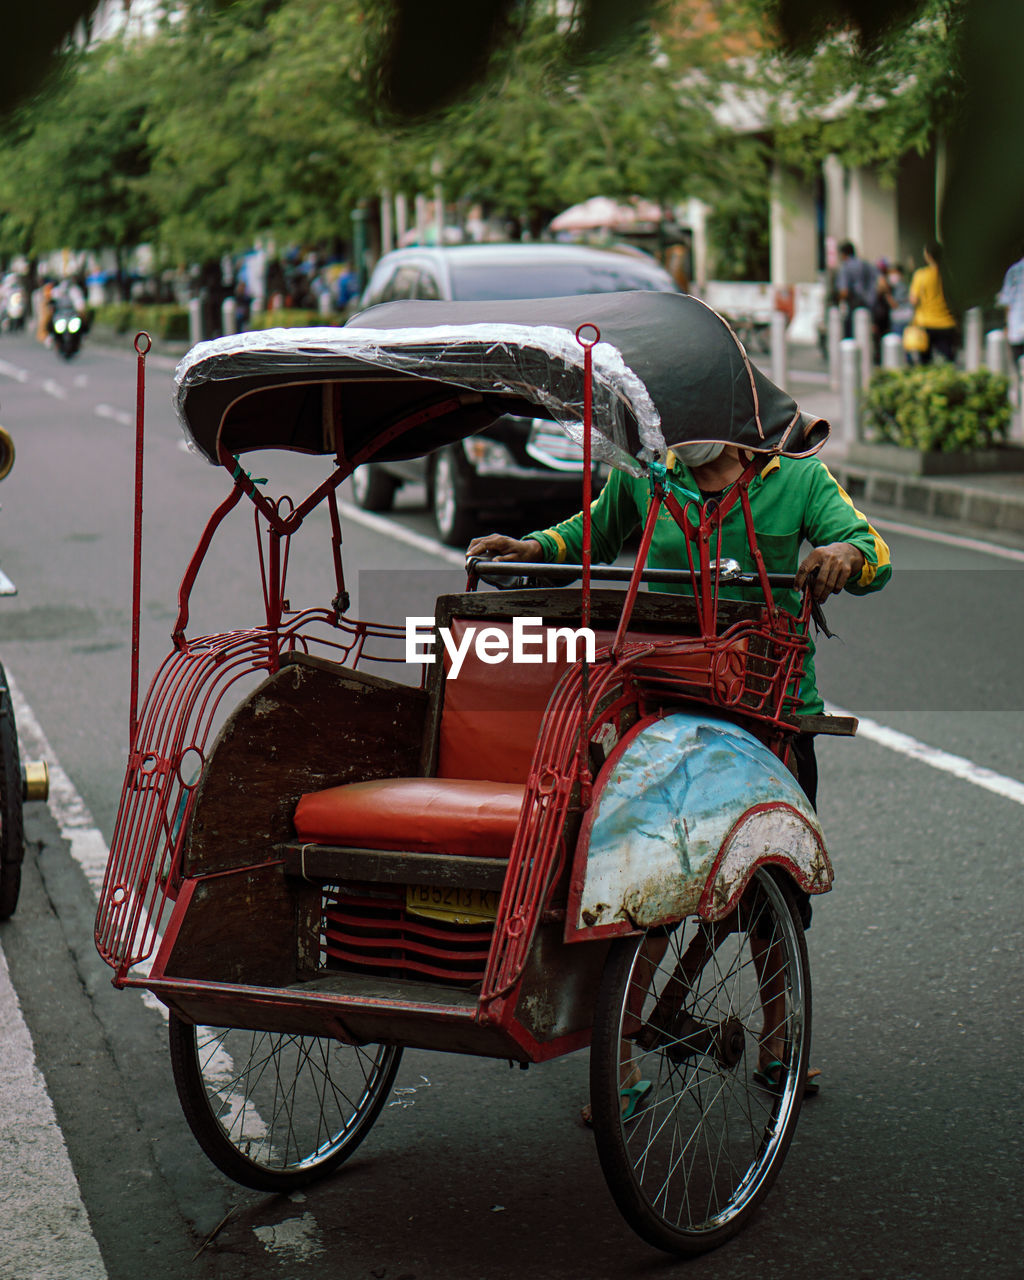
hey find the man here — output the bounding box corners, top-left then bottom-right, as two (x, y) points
(836, 241), (878, 341)
(468, 437), (892, 1109)
(468, 439), (891, 731)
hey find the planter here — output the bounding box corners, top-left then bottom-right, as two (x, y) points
(846, 441), (1024, 477)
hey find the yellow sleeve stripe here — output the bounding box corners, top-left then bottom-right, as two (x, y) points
(823, 465), (891, 586)
(549, 529), (568, 563)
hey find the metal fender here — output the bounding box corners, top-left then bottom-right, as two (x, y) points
(567, 712), (832, 939)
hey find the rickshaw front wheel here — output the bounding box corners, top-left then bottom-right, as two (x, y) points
(0, 663), (25, 921)
(590, 868), (811, 1256)
(168, 1016), (403, 1192)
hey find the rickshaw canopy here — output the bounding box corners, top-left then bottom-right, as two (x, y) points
(173, 291), (828, 474)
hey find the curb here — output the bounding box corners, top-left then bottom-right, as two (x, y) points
(830, 460), (1024, 536)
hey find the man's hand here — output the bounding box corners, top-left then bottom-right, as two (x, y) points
(466, 533), (543, 563)
(796, 542), (865, 601)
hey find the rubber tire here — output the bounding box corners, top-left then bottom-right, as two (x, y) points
(430, 448), (477, 546)
(590, 869), (811, 1257)
(351, 464), (398, 512)
(0, 663), (25, 921)
(168, 1015), (402, 1192)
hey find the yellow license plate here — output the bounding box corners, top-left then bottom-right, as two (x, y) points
(405, 884), (500, 925)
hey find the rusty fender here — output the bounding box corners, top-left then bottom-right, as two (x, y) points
(566, 712), (832, 939)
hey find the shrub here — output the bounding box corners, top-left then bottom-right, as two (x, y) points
(249, 308), (345, 330)
(864, 365), (1012, 453)
(91, 302), (190, 342)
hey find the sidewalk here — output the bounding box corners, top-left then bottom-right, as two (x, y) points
(785, 364), (1024, 540)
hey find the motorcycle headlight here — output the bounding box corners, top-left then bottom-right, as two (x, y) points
(69, 316), (82, 333)
(9, 291), (22, 307)
(462, 437), (517, 475)
(54, 318), (67, 333)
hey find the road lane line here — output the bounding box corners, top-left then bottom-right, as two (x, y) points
(0, 358), (29, 382)
(40, 378), (68, 400)
(0, 947), (109, 1280)
(870, 515), (1024, 563)
(94, 403), (134, 427)
(338, 498), (466, 566)
(826, 702), (1024, 807)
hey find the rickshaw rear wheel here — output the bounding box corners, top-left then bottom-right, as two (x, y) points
(0, 664), (25, 921)
(590, 868), (811, 1256)
(168, 1016), (402, 1192)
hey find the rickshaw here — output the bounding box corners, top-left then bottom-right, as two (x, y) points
(0, 423), (50, 920)
(95, 291), (855, 1257)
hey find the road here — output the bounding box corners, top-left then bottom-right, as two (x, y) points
(0, 330), (1021, 1280)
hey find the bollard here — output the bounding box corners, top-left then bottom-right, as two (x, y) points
(881, 332), (903, 369)
(770, 311), (787, 388)
(964, 307), (983, 370)
(985, 328), (1008, 376)
(839, 337), (861, 446)
(827, 306), (842, 390)
(188, 296), (203, 346)
(1017, 356), (1024, 443)
(221, 296), (238, 337)
(853, 306), (873, 389)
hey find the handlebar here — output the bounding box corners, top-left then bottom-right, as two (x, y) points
(465, 557), (799, 591)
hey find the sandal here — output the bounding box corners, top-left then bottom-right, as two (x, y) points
(753, 1059), (821, 1096)
(620, 1079), (652, 1121)
(579, 1076), (652, 1128)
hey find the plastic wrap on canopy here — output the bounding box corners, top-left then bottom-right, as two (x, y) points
(173, 291), (828, 471)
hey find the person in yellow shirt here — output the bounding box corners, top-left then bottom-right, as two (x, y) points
(909, 241), (958, 363)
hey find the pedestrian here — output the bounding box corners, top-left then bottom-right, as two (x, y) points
(468, 429), (892, 1116)
(997, 247), (1024, 365)
(885, 262), (914, 339)
(909, 241), (958, 364)
(835, 241), (877, 340)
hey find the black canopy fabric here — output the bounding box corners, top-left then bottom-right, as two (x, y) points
(174, 291), (828, 471)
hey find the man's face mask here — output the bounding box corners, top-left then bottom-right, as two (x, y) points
(671, 441), (726, 468)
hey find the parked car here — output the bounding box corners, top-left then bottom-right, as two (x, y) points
(349, 243), (679, 544)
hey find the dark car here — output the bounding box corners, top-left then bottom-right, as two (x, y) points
(348, 243), (679, 544)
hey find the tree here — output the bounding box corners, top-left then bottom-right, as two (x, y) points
(0, 45), (157, 271)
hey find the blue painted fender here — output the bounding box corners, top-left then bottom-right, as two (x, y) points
(567, 712), (832, 938)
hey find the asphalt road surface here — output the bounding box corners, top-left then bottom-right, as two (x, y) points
(0, 331), (1021, 1279)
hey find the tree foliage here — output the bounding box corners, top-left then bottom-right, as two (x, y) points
(0, 45), (156, 260)
(0, 0), (978, 278)
(755, 0), (966, 177)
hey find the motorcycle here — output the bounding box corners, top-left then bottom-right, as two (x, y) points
(51, 302), (84, 360)
(0, 424), (49, 919)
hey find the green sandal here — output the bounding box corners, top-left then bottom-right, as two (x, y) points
(620, 1079), (652, 1120)
(753, 1059), (820, 1096)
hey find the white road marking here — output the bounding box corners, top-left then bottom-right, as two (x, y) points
(0, 358), (29, 382)
(870, 515), (1024, 563)
(94, 403), (134, 427)
(827, 703), (1024, 807)
(0, 947), (108, 1280)
(338, 499), (466, 566)
(40, 378), (68, 400)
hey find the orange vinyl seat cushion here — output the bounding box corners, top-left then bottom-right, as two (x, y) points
(293, 776), (525, 859)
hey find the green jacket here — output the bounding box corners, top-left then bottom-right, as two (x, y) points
(526, 453), (892, 717)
